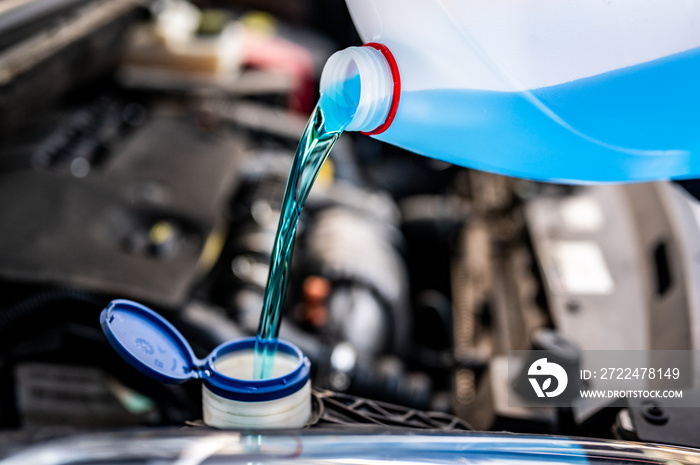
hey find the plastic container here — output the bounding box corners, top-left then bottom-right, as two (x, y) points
(202, 340), (311, 428)
(100, 300), (311, 429)
(319, 0), (700, 183)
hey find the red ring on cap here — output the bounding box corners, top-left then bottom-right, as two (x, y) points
(360, 42), (401, 136)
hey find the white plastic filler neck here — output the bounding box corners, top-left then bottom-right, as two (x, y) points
(320, 45), (394, 133)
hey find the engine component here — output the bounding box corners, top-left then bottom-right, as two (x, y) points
(304, 198), (409, 356)
(0, 99), (246, 307)
(525, 183), (700, 428)
(0, 0), (142, 139)
(310, 389), (471, 430)
(0, 287), (201, 429)
(614, 389), (700, 449)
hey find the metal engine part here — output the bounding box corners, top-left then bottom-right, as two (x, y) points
(0, 101), (246, 307)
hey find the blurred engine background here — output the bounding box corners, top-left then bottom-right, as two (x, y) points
(0, 0), (699, 448)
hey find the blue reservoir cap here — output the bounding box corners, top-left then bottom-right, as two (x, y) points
(100, 299), (202, 384)
(204, 337), (311, 402)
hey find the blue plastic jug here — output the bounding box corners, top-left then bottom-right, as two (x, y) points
(319, 0), (700, 183)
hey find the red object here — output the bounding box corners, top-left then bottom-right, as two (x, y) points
(242, 33), (316, 113)
(301, 276), (331, 328)
(360, 42), (401, 136)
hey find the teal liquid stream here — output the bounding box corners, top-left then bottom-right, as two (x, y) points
(253, 102), (350, 380)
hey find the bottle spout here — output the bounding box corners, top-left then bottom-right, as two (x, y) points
(319, 44), (397, 133)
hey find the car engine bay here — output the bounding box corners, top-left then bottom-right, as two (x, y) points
(0, 0), (699, 460)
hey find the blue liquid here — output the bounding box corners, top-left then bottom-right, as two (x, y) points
(253, 102), (348, 380)
(322, 71), (362, 132)
(374, 46), (700, 183)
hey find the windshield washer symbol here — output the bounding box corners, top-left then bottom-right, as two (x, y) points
(528, 358), (568, 398)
